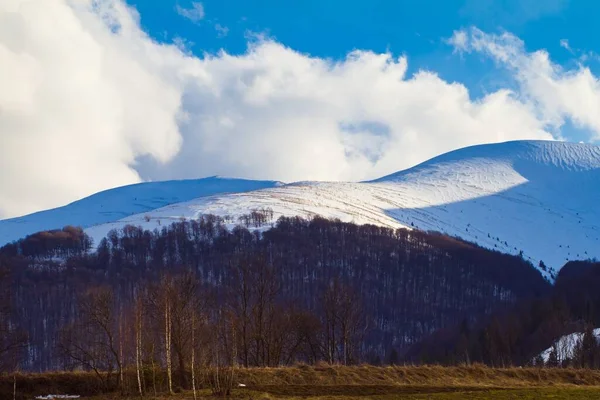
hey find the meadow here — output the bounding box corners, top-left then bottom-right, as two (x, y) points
(8, 365), (600, 400)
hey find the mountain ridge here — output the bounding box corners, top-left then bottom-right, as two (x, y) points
(373, 140), (600, 183)
(2, 140), (599, 277)
(0, 176), (281, 247)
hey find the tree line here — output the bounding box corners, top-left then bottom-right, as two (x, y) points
(0, 214), (550, 375)
(55, 269), (369, 395)
(406, 260), (600, 367)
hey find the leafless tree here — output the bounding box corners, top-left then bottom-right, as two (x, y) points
(150, 275), (175, 395)
(58, 287), (122, 390)
(206, 308), (237, 396)
(0, 267), (26, 373)
(133, 290), (144, 398)
(321, 278), (366, 365)
(230, 256), (285, 367)
(170, 271), (201, 388)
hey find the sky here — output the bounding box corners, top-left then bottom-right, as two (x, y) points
(1, 0), (600, 218)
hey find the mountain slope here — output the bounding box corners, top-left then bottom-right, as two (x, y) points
(2, 140), (599, 276)
(0, 177), (281, 247)
(84, 141), (600, 277)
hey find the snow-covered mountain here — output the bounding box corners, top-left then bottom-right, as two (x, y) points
(0, 176), (281, 247)
(2, 140), (600, 277)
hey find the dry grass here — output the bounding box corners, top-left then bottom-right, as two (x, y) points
(7, 365), (600, 399)
(89, 387), (600, 400)
(235, 364), (600, 387)
(0, 371), (106, 399)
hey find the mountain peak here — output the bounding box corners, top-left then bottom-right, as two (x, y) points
(374, 140), (600, 183)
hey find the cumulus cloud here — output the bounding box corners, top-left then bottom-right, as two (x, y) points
(175, 2), (205, 23)
(136, 42), (551, 185)
(1, 1), (596, 219)
(0, 0), (185, 218)
(448, 28), (600, 139)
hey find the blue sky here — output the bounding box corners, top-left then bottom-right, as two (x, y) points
(128, 0), (599, 96)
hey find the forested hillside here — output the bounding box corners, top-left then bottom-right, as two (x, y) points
(406, 260), (600, 367)
(0, 214), (549, 374)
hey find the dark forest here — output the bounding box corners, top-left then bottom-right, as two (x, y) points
(1, 212), (597, 394)
(0, 212), (554, 376)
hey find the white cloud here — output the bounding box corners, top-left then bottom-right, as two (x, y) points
(448, 28), (600, 139)
(172, 36), (194, 53)
(0, 0), (184, 218)
(446, 30), (468, 53)
(558, 39), (600, 63)
(136, 43), (551, 185)
(214, 23), (229, 38)
(175, 2), (205, 23)
(4, 1), (598, 219)
(560, 39), (572, 52)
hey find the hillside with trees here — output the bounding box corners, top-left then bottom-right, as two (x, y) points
(406, 260), (600, 367)
(0, 214), (551, 380)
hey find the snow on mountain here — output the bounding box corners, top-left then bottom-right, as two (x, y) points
(80, 140), (600, 277)
(2, 140), (600, 277)
(0, 177), (281, 247)
(538, 329), (600, 363)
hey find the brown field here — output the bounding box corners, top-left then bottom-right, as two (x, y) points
(7, 365), (600, 399)
(83, 387), (600, 400)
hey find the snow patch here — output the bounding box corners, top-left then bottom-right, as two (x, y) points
(538, 328), (600, 363)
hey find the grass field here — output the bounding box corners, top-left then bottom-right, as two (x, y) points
(11, 365), (600, 399)
(88, 386), (600, 399)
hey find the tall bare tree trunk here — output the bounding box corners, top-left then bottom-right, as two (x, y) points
(165, 296), (174, 395)
(191, 313), (197, 400)
(119, 309), (124, 392)
(229, 326), (237, 396)
(151, 342), (157, 397)
(135, 298), (144, 398)
(214, 350), (221, 396)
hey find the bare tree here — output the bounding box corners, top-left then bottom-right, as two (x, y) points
(147, 271), (205, 393)
(0, 267), (26, 373)
(58, 287), (122, 390)
(191, 312), (197, 400)
(207, 308), (237, 396)
(249, 258), (279, 367)
(230, 259), (253, 367)
(160, 276), (174, 395)
(133, 290), (144, 398)
(170, 271), (201, 389)
(229, 256), (286, 367)
(321, 279), (365, 365)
